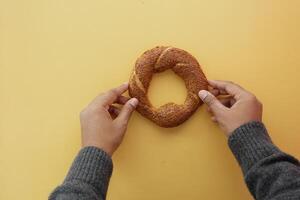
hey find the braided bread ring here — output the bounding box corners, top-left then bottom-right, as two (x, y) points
(129, 46), (208, 128)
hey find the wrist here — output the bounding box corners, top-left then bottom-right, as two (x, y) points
(228, 121), (279, 174)
(226, 119), (262, 137)
(82, 142), (114, 157)
(64, 146), (113, 197)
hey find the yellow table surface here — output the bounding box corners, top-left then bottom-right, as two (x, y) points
(1, 0), (300, 199)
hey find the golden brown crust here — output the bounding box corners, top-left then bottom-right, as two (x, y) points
(129, 46), (208, 128)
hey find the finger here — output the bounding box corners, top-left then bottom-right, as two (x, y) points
(198, 90), (226, 114)
(89, 83), (128, 109)
(209, 88), (220, 96)
(115, 95), (130, 105)
(108, 105), (121, 119)
(115, 98), (139, 125)
(208, 86), (228, 96)
(206, 106), (212, 113)
(230, 98), (236, 106)
(209, 88), (228, 96)
(219, 89), (228, 95)
(101, 83), (129, 106)
(208, 80), (246, 99)
(211, 116), (217, 123)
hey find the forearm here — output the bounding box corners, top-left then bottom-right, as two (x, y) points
(49, 146), (113, 200)
(229, 121), (300, 199)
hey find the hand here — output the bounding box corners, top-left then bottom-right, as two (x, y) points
(80, 83), (138, 156)
(198, 80), (263, 137)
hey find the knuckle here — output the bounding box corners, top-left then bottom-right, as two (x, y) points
(80, 106), (101, 118)
(250, 95), (256, 101)
(246, 94), (263, 107)
(79, 110), (84, 118)
(214, 116), (220, 122)
(121, 121), (128, 127)
(246, 93), (256, 101)
(109, 89), (118, 96)
(116, 120), (128, 129)
(98, 92), (105, 97)
(224, 84), (232, 92)
(79, 109), (88, 118)
(257, 100), (263, 108)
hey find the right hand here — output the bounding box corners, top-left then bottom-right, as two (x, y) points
(198, 80), (263, 137)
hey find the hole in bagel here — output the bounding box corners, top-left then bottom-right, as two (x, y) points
(148, 69), (187, 108)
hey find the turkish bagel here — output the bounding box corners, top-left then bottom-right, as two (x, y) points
(129, 46), (208, 128)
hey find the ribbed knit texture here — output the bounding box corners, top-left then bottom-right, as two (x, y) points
(50, 122), (300, 199)
(49, 146), (113, 200)
(64, 146), (113, 195)
(228, 121), (300, 199)
(228, 121), (280, 175)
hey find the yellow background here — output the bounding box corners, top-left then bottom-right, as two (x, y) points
(1, 0), (300, 199)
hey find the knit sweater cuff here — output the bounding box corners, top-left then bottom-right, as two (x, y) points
(64, 146), (113, 196)
(228, 121), (280, 174)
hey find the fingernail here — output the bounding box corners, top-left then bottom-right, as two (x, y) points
(198, 90), (208, 100)
(129, 98), (139, 107)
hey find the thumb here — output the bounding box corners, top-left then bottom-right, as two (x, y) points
(116, 98), (139, 125)
(198, 90), (225, 114)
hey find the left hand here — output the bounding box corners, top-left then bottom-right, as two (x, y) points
(80, 83), (138, 156)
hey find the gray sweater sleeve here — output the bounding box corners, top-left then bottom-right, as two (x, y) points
(49, 122), (300, 200)
(49, 146), (113, 200)
(229, 121), (300, 200)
